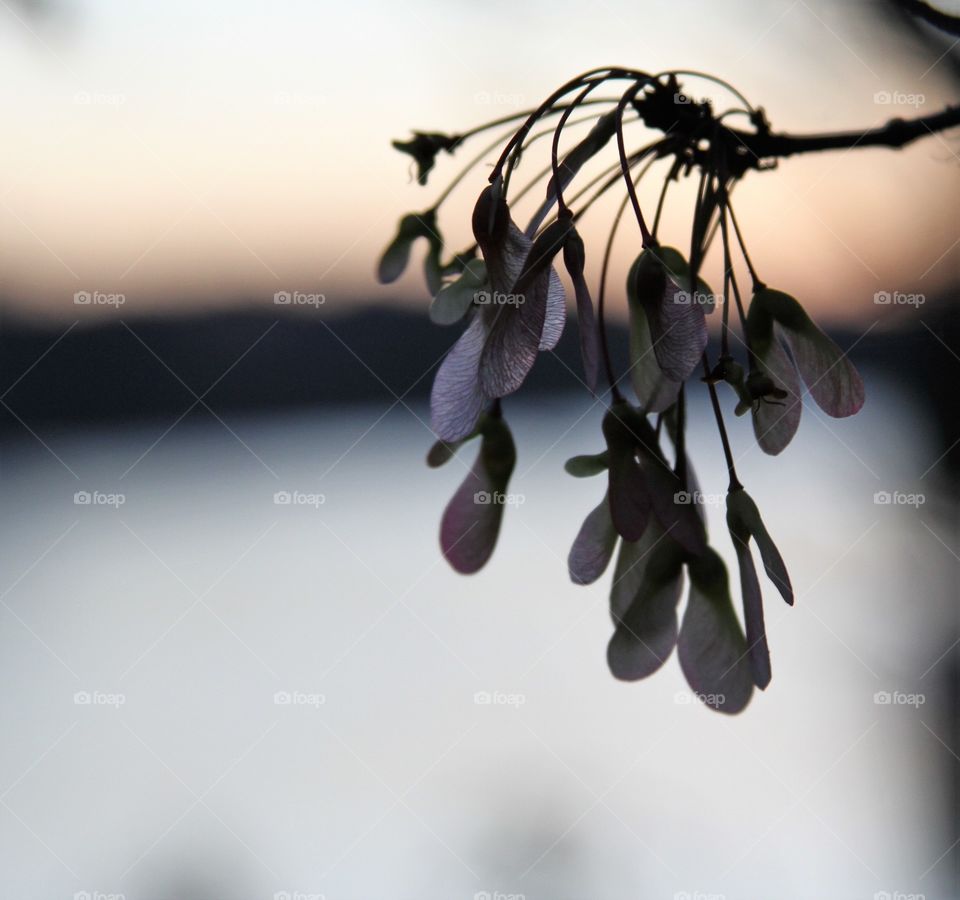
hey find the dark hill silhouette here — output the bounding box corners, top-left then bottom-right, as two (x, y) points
(0, 301), (956, 480)
(0, 305), (622, 429)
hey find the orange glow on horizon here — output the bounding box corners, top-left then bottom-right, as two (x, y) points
(1, 0), (957, 327)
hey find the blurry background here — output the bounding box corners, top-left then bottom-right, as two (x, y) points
(0, 0), (958, 898)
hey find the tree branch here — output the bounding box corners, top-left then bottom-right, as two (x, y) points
(631, 79), (960, 176)
(726, 103), (960, 169)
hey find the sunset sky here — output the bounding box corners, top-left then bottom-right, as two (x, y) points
(2, 6), (959, 894)
(1, 0), (958, 326)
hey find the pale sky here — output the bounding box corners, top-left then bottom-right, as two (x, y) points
(1, 0), (958, 326)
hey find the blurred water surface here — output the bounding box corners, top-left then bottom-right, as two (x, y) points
(0, 371), (956, 899)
